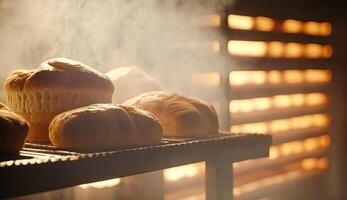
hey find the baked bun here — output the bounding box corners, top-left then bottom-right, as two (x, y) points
(49, 104), (162, 148)
(123, 91), (219, 137)
(119, 105), (163, 146)
(4, 58), (114, 142)
(106, 66), (162, 104)
(0, 102), (29, 156)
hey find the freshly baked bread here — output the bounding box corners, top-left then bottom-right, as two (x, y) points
(0, 102), (29, 156)
(49, 104), (163, 148)
(123, 91), (219, 137)
(106, 66), (162, 104)
(179, 96), (219, 134)
(119, 105), (162, 146)
(4, 58), (114, 142)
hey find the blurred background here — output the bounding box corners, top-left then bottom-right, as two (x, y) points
(1, 0), (347, 199)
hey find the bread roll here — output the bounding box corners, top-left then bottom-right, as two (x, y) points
(4, 58), (114, 142)
(123, 91), (219, 137)
(106, 66), (162, 104)
(0, 102), (29, 156)
(119, 105), (162, 146)
(49, 104), (162, 148)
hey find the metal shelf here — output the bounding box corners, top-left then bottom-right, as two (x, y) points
(0, 133), (271, 200)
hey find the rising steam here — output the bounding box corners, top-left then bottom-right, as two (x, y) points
(0, 0), (231, 94)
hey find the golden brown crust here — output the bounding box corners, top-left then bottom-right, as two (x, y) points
(4, 70), (35, 91)
(179, 96), (219, 134)
(49, 104), (162, 148)
(123, 91), (219, 136)
(119, 105), (163, 146)
(5, 58), (114, 92)
(0, 102), (29, 155)
(106, 66), (162, 103)
(4, 58), (114, 142)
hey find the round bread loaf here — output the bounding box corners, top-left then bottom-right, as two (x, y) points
(123, 91), (219, 137)
(106, 66), (162, 104)
(4, 58), (114, 142)
(49, 104), (162, 148)
(119, 105), (163, 146)
(0, 102), (29, 156)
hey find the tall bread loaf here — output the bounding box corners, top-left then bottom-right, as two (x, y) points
(4, 58), (114, 142)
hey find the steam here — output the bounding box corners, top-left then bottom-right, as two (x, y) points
(0, 0), (231, 93)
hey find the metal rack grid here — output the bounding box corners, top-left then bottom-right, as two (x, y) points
(0, 133), (270, 200)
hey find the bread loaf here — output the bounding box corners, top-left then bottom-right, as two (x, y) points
(4, 58), (114, 142)
(49, 104), (162, 148)
(0, 102), (29, 156)
(123, 91), (218, 137)
(106, 66), (161, 104)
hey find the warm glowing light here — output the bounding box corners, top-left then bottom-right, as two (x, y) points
(306, 93), (327, 106)
(291, 141), (305, 154)
(79, 178), (121, 189)
(304, 137), (320, 151)
(268, 42), (285, 58)
(267, 70), (282, 84)
(270, 146), (280, 160)
(229, 92), (326, 114)
(230, 97), (270, 113)
(280, 143), (294, 156)
(301, 157), (330, 170)
(228, 15), (254, 30)
(291, 94), (305, 107)
(283, 19), (331, 36)
(230, 122), (267, 133)
(191, 72), (220, 87)
(323, 45), (333, 58)
(305, 69), (332, 83)
(303, 21), (321, 35)
(231, 114), (330, 134)
(228, 40), (267, 57)
(285, 43), (304, 58)
(229, 71), (249, 86)
(283, 70), (304, 84)
(273, 95), (292, 108)
(302, 158), (318, 170)
(230, 125), (242, 133)
(228, 40), (329, 58)
(270, 119), (291, 133)
(319, 135), (332, 147)
(196, 14), (221, 27)
(229, 69), (332, 86)
(312, 114), (330, 127)
(291, 115), (313, 129)
(228, 70), (268, 86)
(304, 44), (323, 58)
(164, 164), (201, 182)
(239, 99), (254, 112)
(320, 22), (332, 36)
(255, 16), (275, 31)
(250, 71), (267, 84)
(253, 97), (272, 110)
(282, 19), (303, 33)
(242, 123), (268, 133)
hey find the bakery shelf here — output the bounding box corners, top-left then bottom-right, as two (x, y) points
(0, 133), (271, 200)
